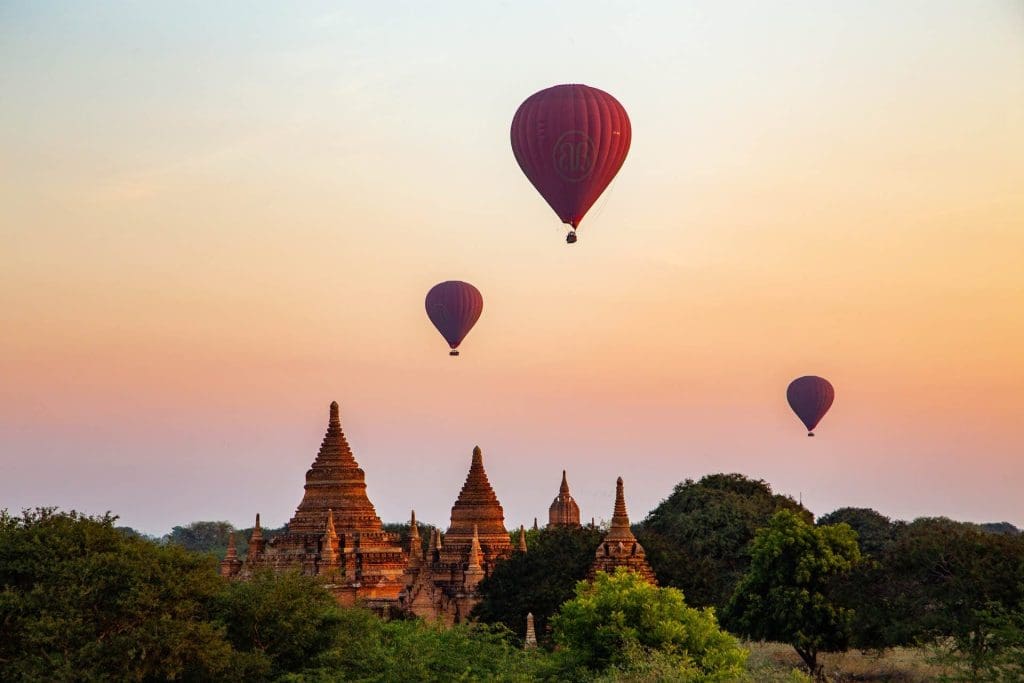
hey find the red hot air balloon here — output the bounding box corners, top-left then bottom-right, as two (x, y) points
(511, 84), (631, 244)
(786, 376), (835, 437)
(425, 281), (483, 356)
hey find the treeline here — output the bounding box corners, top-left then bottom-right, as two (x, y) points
(471, 474), (1024, 680)
(5, 474), (1024, 681)
(0, 508), (751, 682)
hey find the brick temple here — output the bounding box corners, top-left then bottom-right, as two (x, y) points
(221, 401), (655, 622)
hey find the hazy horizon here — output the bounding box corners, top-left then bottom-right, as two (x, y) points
(2, 2), (1022, 536)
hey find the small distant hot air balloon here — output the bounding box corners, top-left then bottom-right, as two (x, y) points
(511, 84), (631, 244)
(787, 376), (835, 437)
(425, 281), (483, 356)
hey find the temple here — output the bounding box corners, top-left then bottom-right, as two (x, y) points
(548, 469), (581, 527)
(400, 445), (513, 624)
(224, 401), (407, 610)
(589, 477), (657, 584)
(221, 401), (657, 623)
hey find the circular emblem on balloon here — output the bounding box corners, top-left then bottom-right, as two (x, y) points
(552, 130), (597, 182)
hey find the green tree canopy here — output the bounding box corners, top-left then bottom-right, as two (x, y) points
(636, 473), (811, 609)
(213, 570), (346, 679)
(0, 508), (235, 681)
(723, 509), (861, 677)
(550, 567), (748, 680)
(839, 517), (1024, 661)
(472, 525), (603, 644)
(817, 507), (897, 558)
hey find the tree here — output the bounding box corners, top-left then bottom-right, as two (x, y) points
(635, 473), (811, 609)
(0, 508), (235, 681)
(842, 517), (1024, 662)
(283, 607), (541, 682)
(549, 567), (748, 680)
(472, 525), (603, 643)
(817, 507), (897, 557)
(165, 520), (235, 554)
(723, 509), (861, 678)
(213, 570), (345, 679)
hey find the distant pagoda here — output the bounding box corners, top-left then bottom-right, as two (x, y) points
(548, 469), (581, 527)
(590, 477), (657, 584)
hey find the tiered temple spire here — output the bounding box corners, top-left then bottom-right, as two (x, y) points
(590, 477), (657, 584)
(441, 446), (511, 567)
(525, 613), (537, 649)
(548, 470), (582, 527)
(517, 525), (528, 552)
(220, 532), (242, 577)
(288, 401), (383, 534)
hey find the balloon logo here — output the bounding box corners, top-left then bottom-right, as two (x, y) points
(786, 376), (835, 437)
(553, 130), (596, 181)
(511, 84), (631, 244)
(425, 281), (483, 356)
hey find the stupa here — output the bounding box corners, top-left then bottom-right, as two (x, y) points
(590, 477), (657, 584)
(548, 470), (581, 527)
(227, 402), (407, 609)
(400, 446), (512, 624)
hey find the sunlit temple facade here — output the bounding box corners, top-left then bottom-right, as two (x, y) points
(220, 401), (654, 622)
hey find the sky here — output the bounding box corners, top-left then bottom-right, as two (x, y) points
(2, 2), (1023, 536)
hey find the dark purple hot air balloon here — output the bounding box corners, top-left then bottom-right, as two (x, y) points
(425, 281), (483, 356)
(511, 84), (631, 244)
(786, 376), (835, 437)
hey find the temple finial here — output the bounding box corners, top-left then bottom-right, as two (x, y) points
(614, 477), (628, 521)
(409, 510), (420, 541)
(329, 401), (340, 426)
(517, 524), (527, 552)
(250, 513), (263, 541)
(472, 445), (482, 465)
(225, 532), (237, 559)
(325, 508), (337, 536)
(468, 524), (482, 570)
(560, 469), (570, 494)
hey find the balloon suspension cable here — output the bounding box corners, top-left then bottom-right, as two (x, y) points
(566, 230), (577, 244)
(449, 350), (460, 357)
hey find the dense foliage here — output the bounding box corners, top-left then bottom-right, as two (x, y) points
(723, 509), (861, 675)
(636, 473), (811, 608)
(473, 525), (603, 642)
(0, 508), (235, 681)
(550, 567), (748, 680)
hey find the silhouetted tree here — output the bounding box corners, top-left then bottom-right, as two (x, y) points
(636, 473), (811, 609)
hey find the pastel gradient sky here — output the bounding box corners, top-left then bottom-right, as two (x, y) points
(2, 2), (1023, 535)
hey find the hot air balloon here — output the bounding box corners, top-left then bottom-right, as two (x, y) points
(786, 376), (835, 437)
(425, 281), (483, 356)
(510, 84), (631, 244)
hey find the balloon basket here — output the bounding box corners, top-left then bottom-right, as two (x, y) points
(807, 432), (815, 437)
(449, 350), (460, 357)
(566, 231), (577, 244)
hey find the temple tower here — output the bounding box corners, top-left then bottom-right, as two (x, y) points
(548, 470), (581, 527)
(590, 477), (656, 584)
(440, 446), (512, 571)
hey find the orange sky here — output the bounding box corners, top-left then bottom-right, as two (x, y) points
(1, 2), (1022, 533)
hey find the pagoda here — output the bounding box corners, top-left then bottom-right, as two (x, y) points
(548, 470), (581, 527)
(401, 446), (512, 624)
(227, 402), (407, 609)
(590, 477), (657, 584)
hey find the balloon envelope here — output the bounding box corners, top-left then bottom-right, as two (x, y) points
(425, 281), (483, 352)
(510, 84), (631, 232)
(786, 376), (835, 435)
